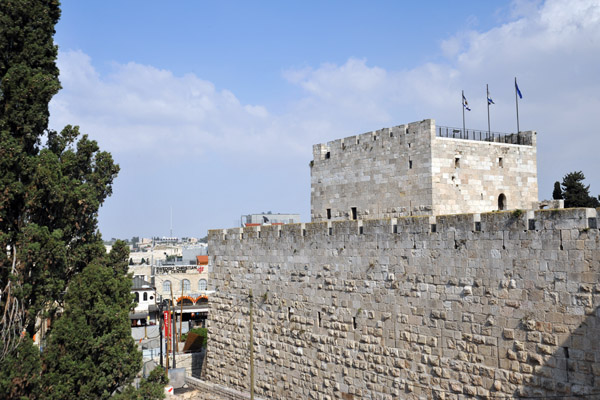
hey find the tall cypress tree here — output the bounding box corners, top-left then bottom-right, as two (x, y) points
(40, 241), (142, 399)
(0, 1), (163, 398)
(0, 0), (119, 358)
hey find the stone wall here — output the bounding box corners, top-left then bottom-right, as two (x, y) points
(207, 208), (600, 399)
(310, 119), (537, 222)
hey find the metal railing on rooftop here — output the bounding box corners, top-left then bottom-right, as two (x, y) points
(436, 125), (531, 145)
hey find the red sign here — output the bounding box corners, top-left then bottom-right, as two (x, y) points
(163, 311), (171, 338)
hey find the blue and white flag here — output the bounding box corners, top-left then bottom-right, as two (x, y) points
(515, 80), (523, 99)
(487, 90), (495, 105)
(462, 93), (471, 111)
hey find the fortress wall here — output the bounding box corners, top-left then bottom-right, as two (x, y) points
(310, 120), (435, 222)
(207, 208), (600, 399)
(431, 132), (538, 216)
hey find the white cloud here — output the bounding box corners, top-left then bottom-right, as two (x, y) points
(51, 50), (279, 161)
(278, 0), (600, 196)
(50, 0), (600, 202)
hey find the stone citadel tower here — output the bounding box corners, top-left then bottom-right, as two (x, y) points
(311, 119), (538, 222)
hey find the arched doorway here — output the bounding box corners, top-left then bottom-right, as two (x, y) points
(498, 193), (507, 210)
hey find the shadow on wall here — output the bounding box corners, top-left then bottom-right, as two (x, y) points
(516, 305), (600, 399)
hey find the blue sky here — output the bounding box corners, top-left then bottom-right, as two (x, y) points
(49, 0), (600, 239)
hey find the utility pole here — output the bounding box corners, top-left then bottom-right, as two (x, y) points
(179, 282), (184, 343)
(159, 307), (163, 368)
(249, 289), (255, 400)
(170, 286), (177, 368)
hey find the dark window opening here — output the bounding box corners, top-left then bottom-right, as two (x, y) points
(393, 224), (398, 234)
(143, 292), (148, 301)
(475, 222), (481, 232)
(455, 157), (460, 168)
(353, 317), (357, 329)
(135, 292), (139, 303)
(302, 229), (306, 237)
(287, 307), (291, 321)
(326, 209), (331, 219)
(431, 224), (437, 233)
(528, 219), (536, 230)
(325, 151), (330, 159)
(409, 160), (413, 169)
(499, 157), (503, 167)
(359, 226), (364, 235)
(328, 227), (333, 235)
(390, 132), (394, 137)
(498, 193), (507, 211)
(318, 312), (321, 327)
(351, 207), (357, 220)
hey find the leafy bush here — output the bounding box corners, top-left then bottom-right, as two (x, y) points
(181, 327), (207, 347)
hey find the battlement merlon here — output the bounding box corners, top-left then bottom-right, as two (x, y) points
(312, 119), (435, 161)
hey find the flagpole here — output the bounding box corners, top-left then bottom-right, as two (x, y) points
(515, 77), (520, 133)
(487, 84), (491, 135)
(462, 90), (465, 138)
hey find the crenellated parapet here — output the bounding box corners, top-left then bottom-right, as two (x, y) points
(209, 207), (596, 243)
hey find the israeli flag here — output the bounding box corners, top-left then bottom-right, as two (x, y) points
(462, 94), (471, 111)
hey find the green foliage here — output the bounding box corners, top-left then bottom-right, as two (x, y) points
(552, 181), (563, 200)
(561, 171), (600, 208)
(114, 366), (168, 400)
(511, 209), (523, 218)
(0, 1), (152, 398)
(40, 241), (142, 400)
(1, 0), (118, 356)
(0, 335), (40, 400)
(180, 327), (208, 347)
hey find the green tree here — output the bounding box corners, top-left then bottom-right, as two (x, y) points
(0, 1), (161, 398)
(0, 0), (119, 357)
(561, 171), (600, 208)
(552, 181), (562, 200)
(0, 335), (41, 399)
(40, 242), (143, 399)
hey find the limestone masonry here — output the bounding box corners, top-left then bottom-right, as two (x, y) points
(311, 119), (537, 221)
(206, 120), (600, 399)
